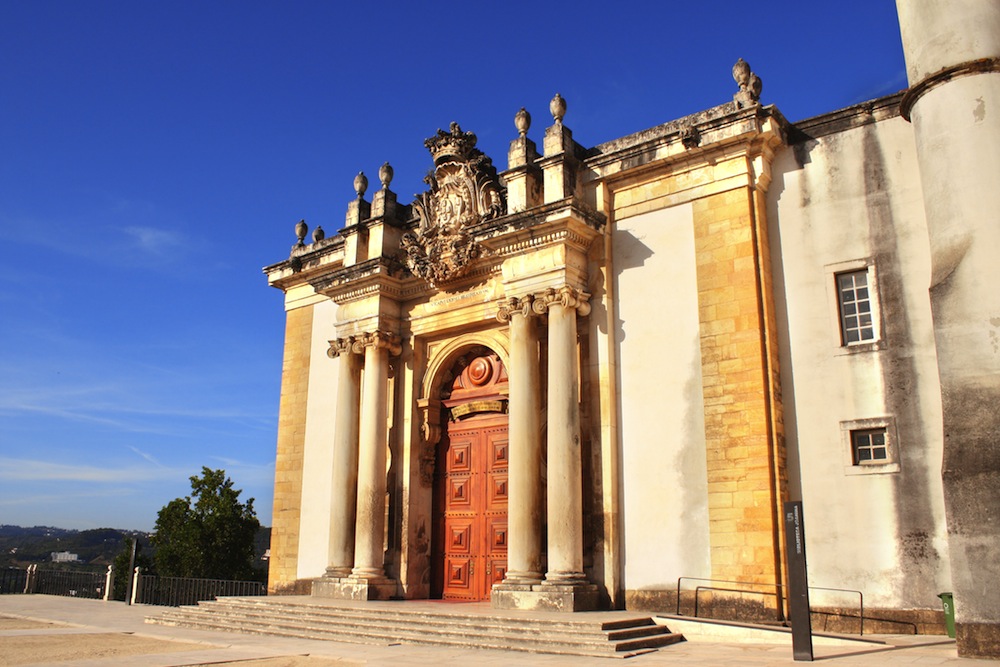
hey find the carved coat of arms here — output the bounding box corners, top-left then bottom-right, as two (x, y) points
(401, 122), (506, 286)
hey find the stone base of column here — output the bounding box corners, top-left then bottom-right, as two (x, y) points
(491, 582), (599, 612)
(311, 575), (398, 601)
(957, 622), (1000, 659)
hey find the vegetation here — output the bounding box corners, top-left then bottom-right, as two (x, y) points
(151, 467), (262, 581)
(110, 537), (154, 600)
(0, 525), (149, 570)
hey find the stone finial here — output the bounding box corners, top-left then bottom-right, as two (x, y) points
(378, 162), (393, 190)
(733, 58), (762, 108)
(514, 107), (531, 137)
(550, 93), (566, 125)
(312, 225), (325, 243)
(294, 219), (308, 246)
(353, 171), (368, 199)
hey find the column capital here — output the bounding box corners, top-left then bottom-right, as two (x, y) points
(330, 331), (402, 358)
(495, 295), (537, 323)
(327, 336), (356, 358)
(531, 286), (591, 317)
(361, 330), (402, 356)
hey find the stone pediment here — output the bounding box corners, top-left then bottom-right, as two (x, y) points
(401, 122), (506, 287)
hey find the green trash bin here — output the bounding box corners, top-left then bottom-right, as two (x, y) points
(938, 592), (956, 638)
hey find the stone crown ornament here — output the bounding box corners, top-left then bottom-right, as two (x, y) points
(401, 122), (507, 287)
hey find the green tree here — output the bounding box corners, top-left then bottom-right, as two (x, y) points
(151, 467), (260, 581)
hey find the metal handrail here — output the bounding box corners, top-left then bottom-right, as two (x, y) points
(675, 576), (866, 635)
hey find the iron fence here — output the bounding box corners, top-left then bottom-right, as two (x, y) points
(134, 574), (265, 607)
(34, 569), (107, 599)
(0, 568), (27, 594)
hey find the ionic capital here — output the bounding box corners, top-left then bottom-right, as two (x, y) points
(495, 295), (536, 323)
(531, 286), (591, 317)
(361, 330), (403, 356)
(327, 336), (360, 358)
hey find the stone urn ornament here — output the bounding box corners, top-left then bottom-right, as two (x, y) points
(514, 107), (531, 137)
(353, 171), (368, 199)
(379, 162), (394, 190)
(550, 93), (566, 124)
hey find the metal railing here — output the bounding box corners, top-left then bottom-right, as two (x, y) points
(675, 577), (866, 635)
(33, 569), (107, 599)
(134, 574), (265, 607)
(0, 568), (28, 594)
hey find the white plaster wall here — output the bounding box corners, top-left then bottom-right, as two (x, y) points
(614, 203), (711, 589)
(296, 298), (340, 579)
(768, 113), (950, 608)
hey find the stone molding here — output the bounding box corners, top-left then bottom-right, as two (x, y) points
(900, 57), (1000, 121)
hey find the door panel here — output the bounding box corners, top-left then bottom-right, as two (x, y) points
(436, 420), (508, 601)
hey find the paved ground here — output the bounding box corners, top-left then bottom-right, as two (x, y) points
(0, 594), (993, 666)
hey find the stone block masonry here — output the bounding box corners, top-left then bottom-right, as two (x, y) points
(267, 304), (313, 594)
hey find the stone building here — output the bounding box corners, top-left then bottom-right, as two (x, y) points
(263, 2), (999, 658)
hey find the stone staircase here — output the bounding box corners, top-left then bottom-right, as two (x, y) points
(146, 596), (684, 658)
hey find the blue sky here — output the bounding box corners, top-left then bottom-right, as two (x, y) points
(0, 2), (907, 532)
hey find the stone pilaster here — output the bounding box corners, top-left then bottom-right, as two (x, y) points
(267, 305), (313, 594)
(503, 111), (542, 213)
(539, 94), (582, 204)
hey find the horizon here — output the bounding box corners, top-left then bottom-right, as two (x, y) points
(0, 1), (907, 531)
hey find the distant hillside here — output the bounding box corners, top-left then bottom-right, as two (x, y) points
(0, 525), (149, 569)
(0, 525), (272, 572)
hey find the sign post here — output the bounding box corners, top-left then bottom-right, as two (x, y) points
(783, 501), (813, 661)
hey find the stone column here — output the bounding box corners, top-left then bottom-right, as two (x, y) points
(351, 331), (400, 581)
(496, 297), (544, 584)
(896, 2), (1000, 658)
(325, 337), (362, 577)
(539, 287), (589, 584)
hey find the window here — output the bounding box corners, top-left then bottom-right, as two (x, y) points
(840, 417), (899, 474)
(837, 270), (875, 345)
(851, 428), (888, 464)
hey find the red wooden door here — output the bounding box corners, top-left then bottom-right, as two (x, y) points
(434, 417), (508, 601)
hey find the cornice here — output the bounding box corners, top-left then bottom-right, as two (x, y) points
(263, 235), (346, 290)
(900, 58), (1000, 122)
(309, 256), (410, 303)
(583, 103), (787, 181)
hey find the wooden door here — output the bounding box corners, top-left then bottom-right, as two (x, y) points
(433, 417), (508, 601)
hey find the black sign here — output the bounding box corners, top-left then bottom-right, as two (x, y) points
(784, 501), (813, 661)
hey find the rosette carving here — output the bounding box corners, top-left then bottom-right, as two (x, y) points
(401, 122), (507, 287)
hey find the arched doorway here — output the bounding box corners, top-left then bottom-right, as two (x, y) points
(430, 349), (509, 601)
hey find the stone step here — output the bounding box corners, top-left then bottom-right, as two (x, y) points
(185, 597), (660, 635)
(147, 597), (684, 658)
(153, 607), (679, 654)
